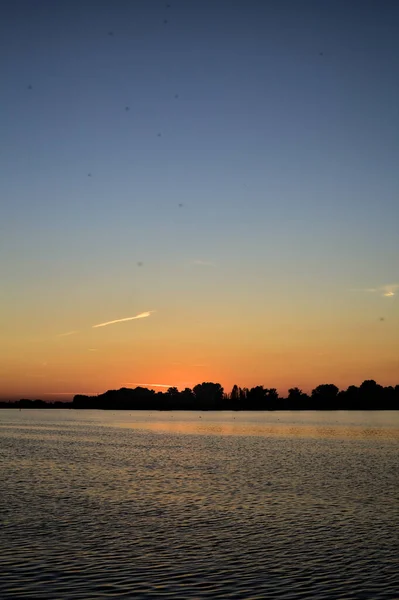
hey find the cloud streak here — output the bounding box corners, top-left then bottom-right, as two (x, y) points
(92, 311), (154, 329)
(352, 283), (399, 297)
(123, 383), (174, 388)
(58, 330), (79, 337)
(42, 392), (100, 396)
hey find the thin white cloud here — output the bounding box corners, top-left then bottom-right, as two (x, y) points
(42, 392), (99, 395)
(382, 284), (398, 296)
(58, 330), (79, 337)
(193, 259), (216, 267)
(92, 311), (154, 329)
(351, 283), (399, 297)
(123, 382), (174, 388)
(88, 348), (98, 351)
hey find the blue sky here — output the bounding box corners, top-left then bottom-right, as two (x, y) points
(1, 0), (398, 398)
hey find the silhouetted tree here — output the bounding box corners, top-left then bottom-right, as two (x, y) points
(54, 380), (399, 412)
(181, 387), (195, 408)
(239, 387), (248, 405)
(267, 388), (279, 409)
(311, 384), (339, 409)
(193, 382), (224, 410)
(360, 379), (380, 392)
(167, 386), (179, 401)
(287, 387), (309, 409)
(359, 379), (383, 408)
(289, 387), (303, 400)
(230, 384), (240, 409)
(247, 386), (268, 410)
(17, 399), (46, 408)
(341, 385), (360, 409)
(73, 394), (97, 409)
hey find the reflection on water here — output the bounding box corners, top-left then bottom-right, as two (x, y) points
(0, 410), (398, 599)
(2, 409), (397, 440)
(115, 413), (399, 441)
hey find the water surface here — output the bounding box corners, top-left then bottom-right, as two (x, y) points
(1, 410), (398, 599)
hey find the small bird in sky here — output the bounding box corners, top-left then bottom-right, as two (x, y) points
(319, 52), (324, 56)
(125, 106), (130, 111)
(88, 173), (92, 177)
(157, 133), (162, 137)
(108, 31), (114, 36)
(178, 203), (183, 208)
(137, 261), (143, 267)
(27, 84), (32, 90)
(163, 19), (168, 25)
(379, 317), (385, 322)
(174, 94), (179, 99)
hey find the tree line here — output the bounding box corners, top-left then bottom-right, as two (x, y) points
(1, 379), (397, 410)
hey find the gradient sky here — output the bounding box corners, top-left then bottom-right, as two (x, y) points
(1, 0), (398, 400)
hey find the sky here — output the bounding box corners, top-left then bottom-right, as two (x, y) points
(1, 0), (398, 400)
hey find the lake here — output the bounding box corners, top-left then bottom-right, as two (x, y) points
(0, 410), (398, 599)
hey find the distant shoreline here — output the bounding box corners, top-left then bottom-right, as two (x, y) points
(1, 379), (398, 411)
(0, 406), (397, 411)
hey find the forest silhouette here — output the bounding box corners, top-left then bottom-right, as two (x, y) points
(1, 380), (398, 410)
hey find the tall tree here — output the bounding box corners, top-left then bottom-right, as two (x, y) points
(311, 384), (339, 408)
(193, 382), (224, 409)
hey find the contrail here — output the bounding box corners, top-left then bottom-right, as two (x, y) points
(58, 330), (79, 337)
(92, 311), (154, 329)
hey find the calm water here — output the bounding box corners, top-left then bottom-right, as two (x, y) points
(0, 410), (398, 599)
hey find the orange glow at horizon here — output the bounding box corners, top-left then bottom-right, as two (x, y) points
(1, 280), (398, 401)
(1, 323), (398, 400)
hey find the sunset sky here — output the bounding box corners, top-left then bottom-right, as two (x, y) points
(1, 0), (398, 400)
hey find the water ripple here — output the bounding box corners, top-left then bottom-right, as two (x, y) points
(0, 410), (398, 598)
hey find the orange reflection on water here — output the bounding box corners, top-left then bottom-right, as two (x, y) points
(115, 417), (399, 441)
